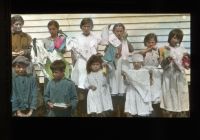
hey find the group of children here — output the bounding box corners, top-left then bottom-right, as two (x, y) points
(11, 15), (190, 117)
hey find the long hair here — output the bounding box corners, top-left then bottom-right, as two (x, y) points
(86, 54), (103, 74)
(168, 28), (184, 43)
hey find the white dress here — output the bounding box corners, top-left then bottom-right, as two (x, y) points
(123, 68), (153, 116)
(84, 70), (113, 114)
(67, 33), (101, 89)
(107, 34), (130, 95)
(160, 45), (189, 112)
(143, 48), (162, 104)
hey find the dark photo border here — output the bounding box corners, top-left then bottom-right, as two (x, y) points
(1, 0), (199, 139)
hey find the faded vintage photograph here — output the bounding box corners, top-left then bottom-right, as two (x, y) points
(11, 14), (190, 117)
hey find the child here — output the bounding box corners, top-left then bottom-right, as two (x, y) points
(11, 56), (37, 117)
(140, 33), (162, 117)
(42, 20), (71, 81)
(44, 60), (77, 117)
(84, 54), (113, 117)
(122, 53), (153, 117)
(11, 15), (32, 61)
(11, 15), (33, 75)
(159, 28), (190, 117)
(66, 18), (108, 117)
(103, 23), (134, 117)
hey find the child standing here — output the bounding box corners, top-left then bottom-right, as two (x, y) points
(84, 55), (113, 117)
(12, 56), (37, 117)
(140, 33), (163, 117)
(11, 15), (33, 75)
(44, 60), (77, 117)
(103, 23), (134, 117)
(159, 29), (190, 117)
(42, 20), (71, 81)
(122, 53), (153, 117)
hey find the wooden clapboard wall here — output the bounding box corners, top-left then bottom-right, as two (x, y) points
(11, 14), (190, 83)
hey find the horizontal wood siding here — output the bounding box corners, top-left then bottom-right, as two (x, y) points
(12, 14), (190, 83)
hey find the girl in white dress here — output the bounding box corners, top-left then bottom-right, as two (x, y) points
(122, 53), (153, 117)
(139, 33), (163, 117)
(103, 23), (134, 117)
(159, 29), (190, 117)
(84, 55), (113, 117)
(66, 18), (100, 117)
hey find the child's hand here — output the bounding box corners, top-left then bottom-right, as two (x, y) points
(18, 50), (25, 55)
(89, 85), (97, 91)
(25, 109), (33, 117)
(16, 110), (25, 117)
(47, 101), (54, 109)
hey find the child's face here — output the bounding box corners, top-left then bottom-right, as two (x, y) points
(113, 26), (124, 40)
(52, 70), (64, 80)
(81, 23), (92, 36)
(133, 62), (142, 70)
(14, 64), (27, 75)
(12, 21), (23, 33)
(90, 62), (101, 72)
(48, 25), (58, 37)
(170, 35), (181, 47)
(146, 38), (156, 48)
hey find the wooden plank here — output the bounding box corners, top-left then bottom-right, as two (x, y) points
(15, 14), (190, 20)
(22, 22), (190, 33)
(22, 16), (190, 27)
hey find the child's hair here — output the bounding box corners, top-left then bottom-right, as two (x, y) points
(47, 20), (59, 29)
(144, 33), (157, 46)
(112, 23), (125, 32)
(80, 18), (93, 30)
(86, 54), (103, 74)
(50, 60), (66, 72)
(168, 28), (184, 43)
(11, 15), (24, 25)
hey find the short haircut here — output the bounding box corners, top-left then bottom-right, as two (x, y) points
(144, 33), (158, 46)
(80, 18), (93, 30)
(11, 15), (24, 25)
(168, 28), (184, 43)
(86, 54), (103, 74)
(50, 60), (66, 72)
(47, 20), (59, 29)
(112, 23), (125, 32)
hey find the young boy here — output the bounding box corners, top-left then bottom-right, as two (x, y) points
(44, 60), (77, 117)
(12, 56), (37, 117)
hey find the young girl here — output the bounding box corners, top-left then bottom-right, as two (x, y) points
(12, 56), (37, 117)
(140, 33), (162, 117)
(103, 23), (134, 117)
(44, 60), (77, 117)
(42, 20), (71, 81)
(11, 15), (32, 61)
(122, 53), (153, 117)
(159, 29), (190, 117)
(66, 18), (104, 117)
(84, 54), (113, 117)
(11, 15), (33, 74)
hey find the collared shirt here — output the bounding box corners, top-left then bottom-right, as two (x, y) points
(44, 78), (77, 112)
(12, 74), (37, 112)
